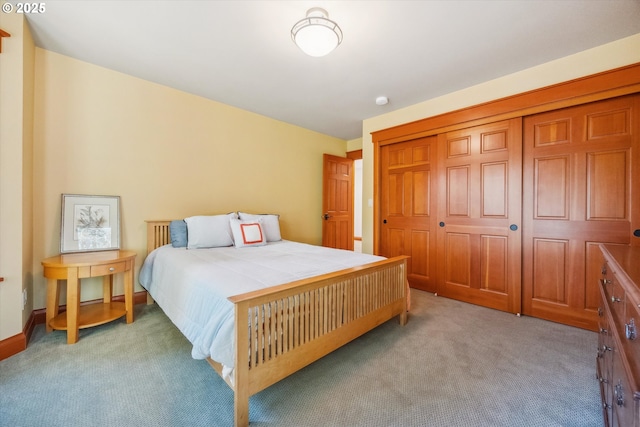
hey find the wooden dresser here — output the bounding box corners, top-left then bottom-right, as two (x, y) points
(597, 244), (640, 427)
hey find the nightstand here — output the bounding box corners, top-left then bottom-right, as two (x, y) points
(42, 250), (136, 344)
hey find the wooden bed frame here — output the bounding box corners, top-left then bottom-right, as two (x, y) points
(146, 220), (409, 427)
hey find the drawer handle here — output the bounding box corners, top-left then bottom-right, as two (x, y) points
(614, 381), (624, 407)
(625, 318), (636, 340)
(611, 295), (621, 303)
(109, 267), (115, 272)
(597, 345), (612, 358)
(599, 279), (611, 286)
(599, 327), (608, 335)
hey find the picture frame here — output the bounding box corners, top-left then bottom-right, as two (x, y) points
(60, 194), (120, 253)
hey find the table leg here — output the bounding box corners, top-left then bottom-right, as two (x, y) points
(103, 275), (113, 303)
(125, 267), (134, 323)
(66, 268), (80, 344)
(45, 278), (60, 333)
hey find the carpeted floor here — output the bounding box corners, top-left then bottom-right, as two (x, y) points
(0, 290), (602, 427)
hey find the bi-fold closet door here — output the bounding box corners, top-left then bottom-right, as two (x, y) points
(379, 94), (639, 330)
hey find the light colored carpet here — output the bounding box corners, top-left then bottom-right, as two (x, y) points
(0, 290), (602, 427)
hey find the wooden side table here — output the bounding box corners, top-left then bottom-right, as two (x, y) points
(42, 250), (136, 344)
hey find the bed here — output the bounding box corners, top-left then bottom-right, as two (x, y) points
(140, 217), (409, 427)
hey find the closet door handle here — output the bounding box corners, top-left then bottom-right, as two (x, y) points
(634, 229), (640, 237)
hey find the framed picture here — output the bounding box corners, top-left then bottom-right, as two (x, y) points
(60, 194), (120, 253)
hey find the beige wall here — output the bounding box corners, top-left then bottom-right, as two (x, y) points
(0, 13), (35, 341)
(360, 33), (640, 254)
(347, 138), (362, 152)
(31, 49), (346, 309)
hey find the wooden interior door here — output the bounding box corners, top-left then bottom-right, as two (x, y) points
(436, 118), (522, 313)
(379, 137), (437, 292)
(522, 94), (640, 330)
(322, 154), (354, 250)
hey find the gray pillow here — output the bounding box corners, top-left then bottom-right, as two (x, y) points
(169, 220), (187, 248)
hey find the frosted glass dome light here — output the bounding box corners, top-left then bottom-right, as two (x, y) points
(291, 7), (343, 57)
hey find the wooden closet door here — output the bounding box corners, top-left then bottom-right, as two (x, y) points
(380, 137), (437, 292)
(436, 118), (522, 313)
(522, 95), (640, 331)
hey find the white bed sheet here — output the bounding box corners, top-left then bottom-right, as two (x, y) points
(139, 240), (385, 370)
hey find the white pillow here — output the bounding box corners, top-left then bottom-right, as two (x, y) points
(237, 212), (282, 242)
(184, 213), (237, 249)
(230, 218), (268, 248)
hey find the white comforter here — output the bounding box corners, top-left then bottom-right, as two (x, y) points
(138, 241), (384, 370)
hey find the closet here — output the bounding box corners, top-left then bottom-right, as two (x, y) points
(372, 64), (640, 330)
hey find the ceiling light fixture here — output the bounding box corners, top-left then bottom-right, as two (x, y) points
(291, 7), (343, 57)
(375, 96), (389, 106)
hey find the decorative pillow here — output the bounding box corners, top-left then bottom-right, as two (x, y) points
(184, 213), (237, 249)
(169, 220), (188, 248)
(237, 212), (282, 242)
(230, 218), (268, 248)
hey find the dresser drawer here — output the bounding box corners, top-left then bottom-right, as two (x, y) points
(608, 277), (627, 329)
(91, 261), (126, 277)
(622, 296), (640, 383)
(611, 345), (639, 427)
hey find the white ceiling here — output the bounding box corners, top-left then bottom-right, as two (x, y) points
(24, 1), (640, 140)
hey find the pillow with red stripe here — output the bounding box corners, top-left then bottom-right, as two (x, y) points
(230, 218), (267, 248)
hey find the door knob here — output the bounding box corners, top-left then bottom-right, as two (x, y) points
(383, 219), (387, 224)
(323, 213), (331, 220)
(634, 229), (640, 237)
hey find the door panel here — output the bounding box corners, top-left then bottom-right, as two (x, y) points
(437, 118), (522, 313)
(445, 232), (471, 287)
(447, 166), (469, 216)
(522, 94), (640, 330)
(482, 162), (507, 217)
(481, 235), (507, 293)
(380, 137), (437, 292)
(322, 154), (353, 250)
(587, 151), (627, 220)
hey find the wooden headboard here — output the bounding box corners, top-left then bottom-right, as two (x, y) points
(146, 220), (172, 255)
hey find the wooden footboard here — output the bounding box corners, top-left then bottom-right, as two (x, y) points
(145, 220), (408, 427)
